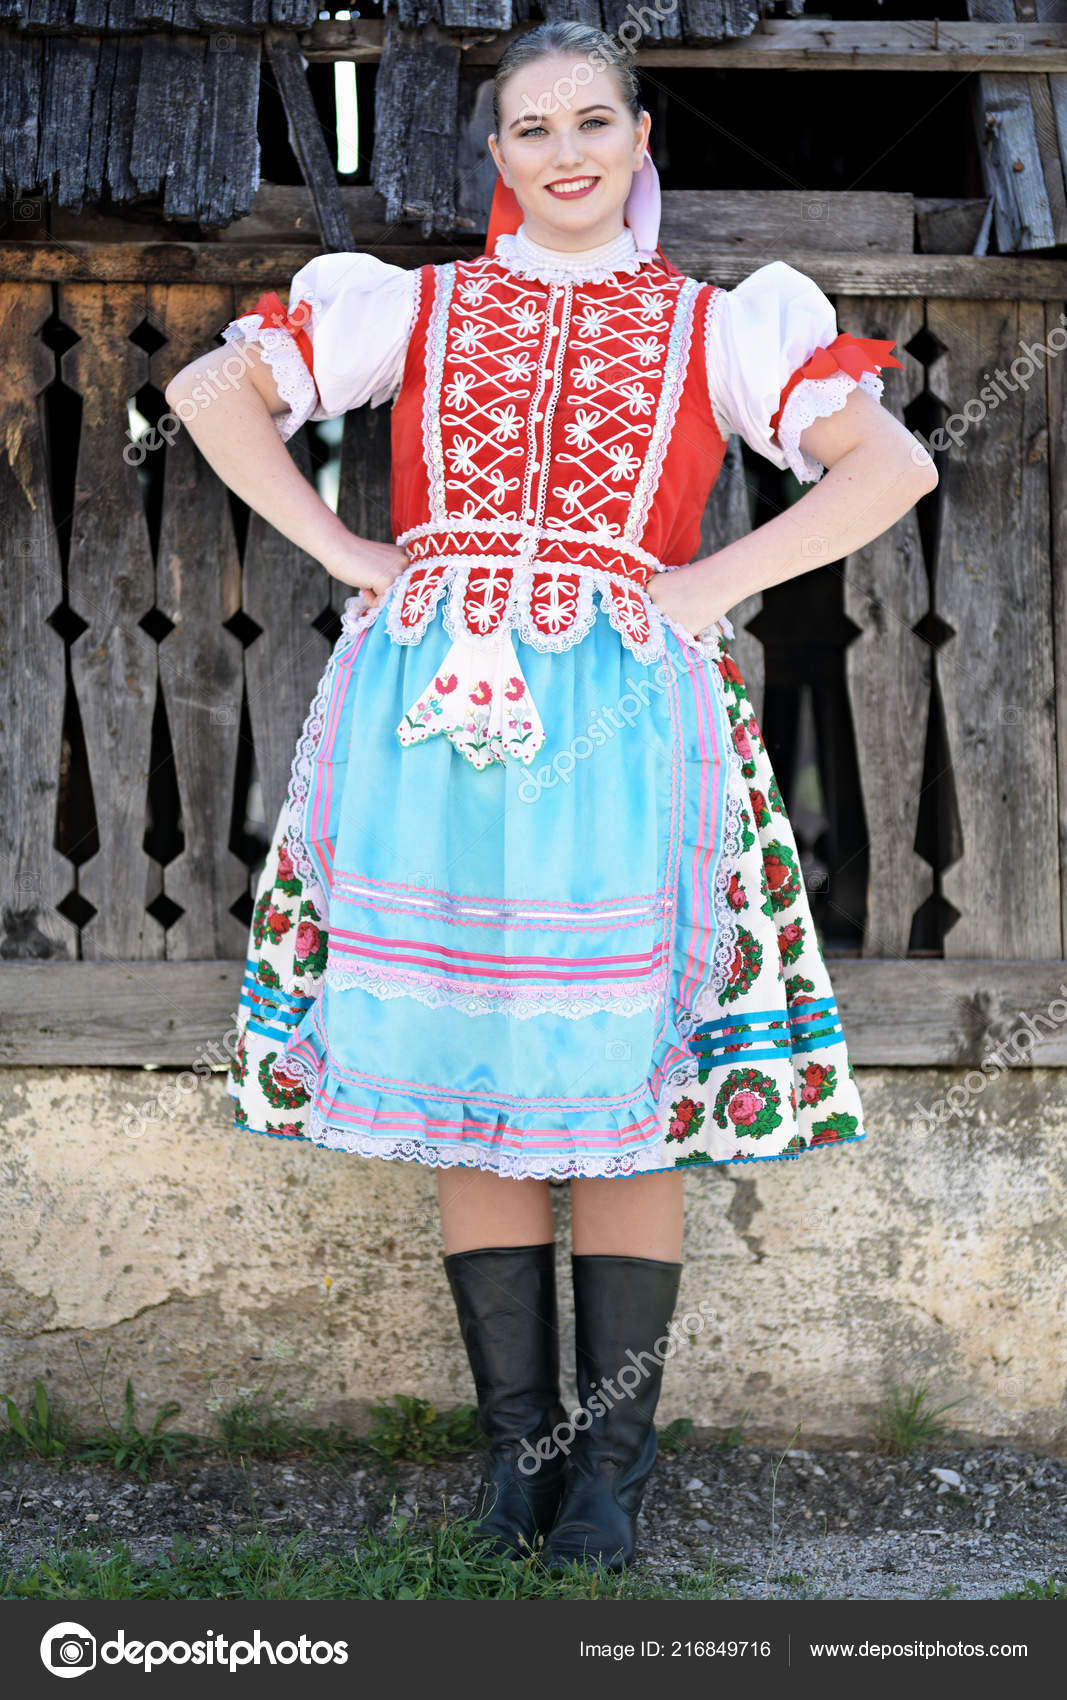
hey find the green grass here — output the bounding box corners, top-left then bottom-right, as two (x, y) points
(867, 1382), (965, 1456)
(0, 1377), (486, 1476)
(0, 1514), (743, 1602)
(997, 1577), (1065, 1601)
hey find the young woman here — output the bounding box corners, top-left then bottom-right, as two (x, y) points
(165, 21), (935, 1573)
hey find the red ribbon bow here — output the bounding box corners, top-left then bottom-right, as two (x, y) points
(243, 290), (315, 376)
(770, 332), (903, 437)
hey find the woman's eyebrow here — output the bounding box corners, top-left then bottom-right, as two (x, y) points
(508, 103), (617, 131)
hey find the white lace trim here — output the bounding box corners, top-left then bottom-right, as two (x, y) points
(710, 735), (747, 996)
(492, 221), (657, 286)
(281, 596), (382, 890)
(383, 553), (731, 665)
(323, 961), (664, 1020)
(220, 318), (318, 443)
(776, 369), (884, 483)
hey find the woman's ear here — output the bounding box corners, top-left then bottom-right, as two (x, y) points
(487, 133), (510, 185)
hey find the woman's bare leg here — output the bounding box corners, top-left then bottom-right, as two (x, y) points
(570, 1170), (684, 1260)
(437, 1169), (555, 1254)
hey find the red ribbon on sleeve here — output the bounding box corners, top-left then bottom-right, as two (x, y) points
(243, 290), (315, 379)
(769, 331), (903, 438)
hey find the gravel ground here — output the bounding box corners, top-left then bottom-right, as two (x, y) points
(1, 1443), (1064, 1601)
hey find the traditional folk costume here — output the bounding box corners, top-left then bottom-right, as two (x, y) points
(219, 158), (900, 1567)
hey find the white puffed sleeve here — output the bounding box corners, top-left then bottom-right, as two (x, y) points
(705, 260), (898, 484)
(220, 251), (419, 443)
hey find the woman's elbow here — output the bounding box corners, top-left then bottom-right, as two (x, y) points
(905, 437), (939, 497)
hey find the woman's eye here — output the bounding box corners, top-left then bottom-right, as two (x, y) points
(518, 117), (608, 138)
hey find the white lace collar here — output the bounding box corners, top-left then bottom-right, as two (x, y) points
(492, 220), (657, 285)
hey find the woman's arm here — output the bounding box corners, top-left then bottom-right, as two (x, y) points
(163, 344), (408, 604)
(646, 386), (938, 635)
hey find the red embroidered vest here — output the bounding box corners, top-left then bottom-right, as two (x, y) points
(384, 252), (727, 667)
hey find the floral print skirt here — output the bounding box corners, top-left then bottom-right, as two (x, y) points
(226, 590), (867, 1178)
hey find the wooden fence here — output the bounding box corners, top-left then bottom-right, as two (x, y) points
(4, 219), (1067, 1067)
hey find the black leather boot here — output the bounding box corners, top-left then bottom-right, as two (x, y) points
(542, 1252), (683, 1572)
(442, 1242), (569, 1559)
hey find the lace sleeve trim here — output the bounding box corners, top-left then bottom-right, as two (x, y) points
(220, 319), (319, 443)
(774, 368), (884, 484)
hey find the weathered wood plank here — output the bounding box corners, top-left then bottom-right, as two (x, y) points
(9, 958), (1067, 1066)
(372, 16), (460, 233)
(915, 196), (993, 254)
(1047, 292), (1067, 959)
(837, 296), (934, 959)
(34, 32), (97, 208)
(59, 284), (159, 958)
(929, 296), (1060, 955)
(211, 185), (916, 254)
(0, 282), (76, 960)
(210, 187), (917, 255)
(148, 282), (249, 959)
(9, 244), (1067, 299)
(301, 17), (1067, 72)
(266, 27), (355, 253)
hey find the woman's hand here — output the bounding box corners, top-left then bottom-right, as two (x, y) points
(645, 561), (731, 640)
(321, 536), (411, 607)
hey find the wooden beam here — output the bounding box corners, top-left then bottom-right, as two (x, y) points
(264, 28), (355, 253)
(5, 242), (1067, 297)
(6, 960), (1067, 1067)
(299, 18), (1067, 73)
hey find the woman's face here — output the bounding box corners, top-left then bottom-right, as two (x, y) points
(487, 54), (651, 251)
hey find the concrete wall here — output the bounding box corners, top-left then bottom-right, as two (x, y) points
(1, 1065), (1064, 1453)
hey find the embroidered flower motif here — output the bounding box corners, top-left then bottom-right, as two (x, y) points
(572, 354), (605, 390)
(446, 435), (480, 475)
(621, 380), (655, 416)
(488, 403), (523, 441)
(631, 335), (662, 366)
(486, 470), (521, 506)
(606, 442), (641, 480)
(435, 673), (458, 694)
(635, 290), (668, 322)
(552, 479), (589, 515)
(563, 408), (603, 450)
(444, 371), (478, 409)
(469, 681), (493, 706)
(457, 277), (493, 306)
(512, 301), (542, 338)
(501, 351), (535, 382)
(504, 676), (525, 701)
(574, 304), (609, 337)
(451, 320), (487, 355)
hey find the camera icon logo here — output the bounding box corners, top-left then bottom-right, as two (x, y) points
(40, 1622), (97, 1678)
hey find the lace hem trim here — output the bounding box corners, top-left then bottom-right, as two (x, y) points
(323, 961), (664, 1020)
(383, 554), (732, 664)
(775, 369), (884, 483)
(220, 319), (318, 443)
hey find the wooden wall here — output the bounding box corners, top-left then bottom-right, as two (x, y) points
(3, 225), (1067, 1065)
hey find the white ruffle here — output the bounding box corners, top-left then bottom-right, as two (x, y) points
(775, 369), (885, 484)
(220, 317), (319, 443)
(705, 259), (887, 482)
(220, 250), (419, 439)
(493, 221), (657, 285)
